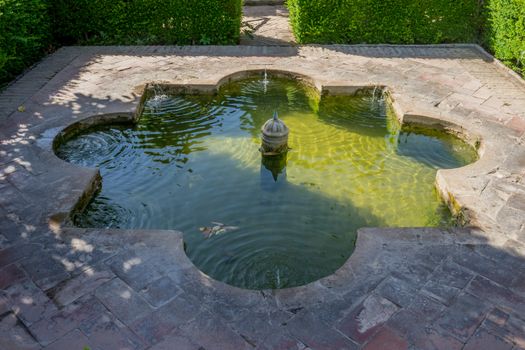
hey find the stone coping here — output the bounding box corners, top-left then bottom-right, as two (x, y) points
(1, 45), (524, 348)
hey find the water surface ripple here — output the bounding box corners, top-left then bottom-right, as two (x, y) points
(56, 76), (477, 289)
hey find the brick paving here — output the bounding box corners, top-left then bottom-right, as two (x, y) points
(0, 42), (524, 349)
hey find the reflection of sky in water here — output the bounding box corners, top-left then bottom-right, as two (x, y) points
(56, 76), (478, 290)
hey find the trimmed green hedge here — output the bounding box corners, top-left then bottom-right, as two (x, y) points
(483, 0), (525, 75)
(288, 0), (481, 44)
(0, 0), (242, 85)
(0, 0), (51, 85)
(50, 0), (243, 45)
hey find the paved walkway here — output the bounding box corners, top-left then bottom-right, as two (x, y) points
(241, 5), (296, 46)
(0, 44), (525, 349)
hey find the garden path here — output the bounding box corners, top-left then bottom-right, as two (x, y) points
(241, 5), (296, 46)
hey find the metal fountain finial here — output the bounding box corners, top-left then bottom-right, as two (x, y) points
(260, 110), (289, 156)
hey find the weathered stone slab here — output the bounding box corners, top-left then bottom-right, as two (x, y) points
(49, 265), (115, 307)
(29, 295), (106, 345)
(0, 263), (26, 290)
(287, 311), (358, 349)
(435, 293), (492, 341)
(139, 276), (181, 308)
(21, 254), (70, 291)
(0, 313), (41, 350)
(362, 327), (408, 350)
(80, 312), (146, 350)
(463, 327), (514, 350)
(130, 294), (201, 346)
(43, 329), (95, 350)
(94, 277), (152, 325)
(6, 280), (58, 326)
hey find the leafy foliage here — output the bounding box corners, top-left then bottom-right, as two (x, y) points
(287, 0), (482, 44)
(50, 0), (243, 45)
(0, 0), (51, 85)
(483, 0), (525, 75)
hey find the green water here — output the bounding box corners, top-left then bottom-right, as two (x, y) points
(56, 76), (477, 290)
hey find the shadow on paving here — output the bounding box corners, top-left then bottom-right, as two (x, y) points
(310, 44), (494, 62)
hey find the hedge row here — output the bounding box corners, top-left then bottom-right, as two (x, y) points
(0, 0), (52, 85)
(50, 0), (243, 45)
(288, 0), (525, 75)
(483, 0), (525, 75)
(0, 0), (242, 86)
(287, 0), (481, 44)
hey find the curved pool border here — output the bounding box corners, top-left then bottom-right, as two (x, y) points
(48, 68), (502, 291)
(1, 45), (524, 348)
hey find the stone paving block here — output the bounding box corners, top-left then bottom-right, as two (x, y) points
(130, 293), (200, 346)
(337, 294), (399, 344)
(0, 233), (8, 250)
(0, 293), (9, 315)
(362, 326), (408, 350)
(451, 247), (515, 287)
(37, 234), (120, 274)
(94, 277), (152, 325)
(374, 276), (417, 308)
(80, 312), (146, 350)
(463, 327), (514, 350)
(0, 313), (41, 350)
(256, 333), (307, 350)
(483, 308), (525, 348)
(229, 309), (294, 347)
(29, 295), (106, 346)
(496, 205), (525, 235)
(387, 308), (463, 349)
(421, 280), (461, 306)
(175, 310), (253, 350)
(411, 328), (464, 350)
(428, 259), (474, 289)
(466, 275), (525, 314)
(405, 293), (446, 322)
(146, 333), (199, 350)
(0, 243), (41, 268)
(43, 329), (95, 350)
(0, 208), (40, 244)
(507, 116), (525, 135)
(21, 254), (70, 291)
(0, 263), (26, 289)
(390, 260), (435, 285)
(6, 279), (58, 326)
(287, 311), (358, 349)
(435, 292), (492, 342)
(139, 276), (181, 308)
(49, 265), (114, 307)
(106, 249), (163, 291)
(473, 243), (525, 270)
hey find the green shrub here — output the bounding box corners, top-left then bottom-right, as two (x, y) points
(50, 0), (243, 45)
(0, 0), (51, 85)
(288, 0), (481, 44)
(483, 0), (525, 75)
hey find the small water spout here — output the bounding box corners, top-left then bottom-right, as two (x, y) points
(371, 86), (378, 105)
(276, 268), (281, 288)
(262, 68), (270, 93)
(147, 83), (170, 110)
